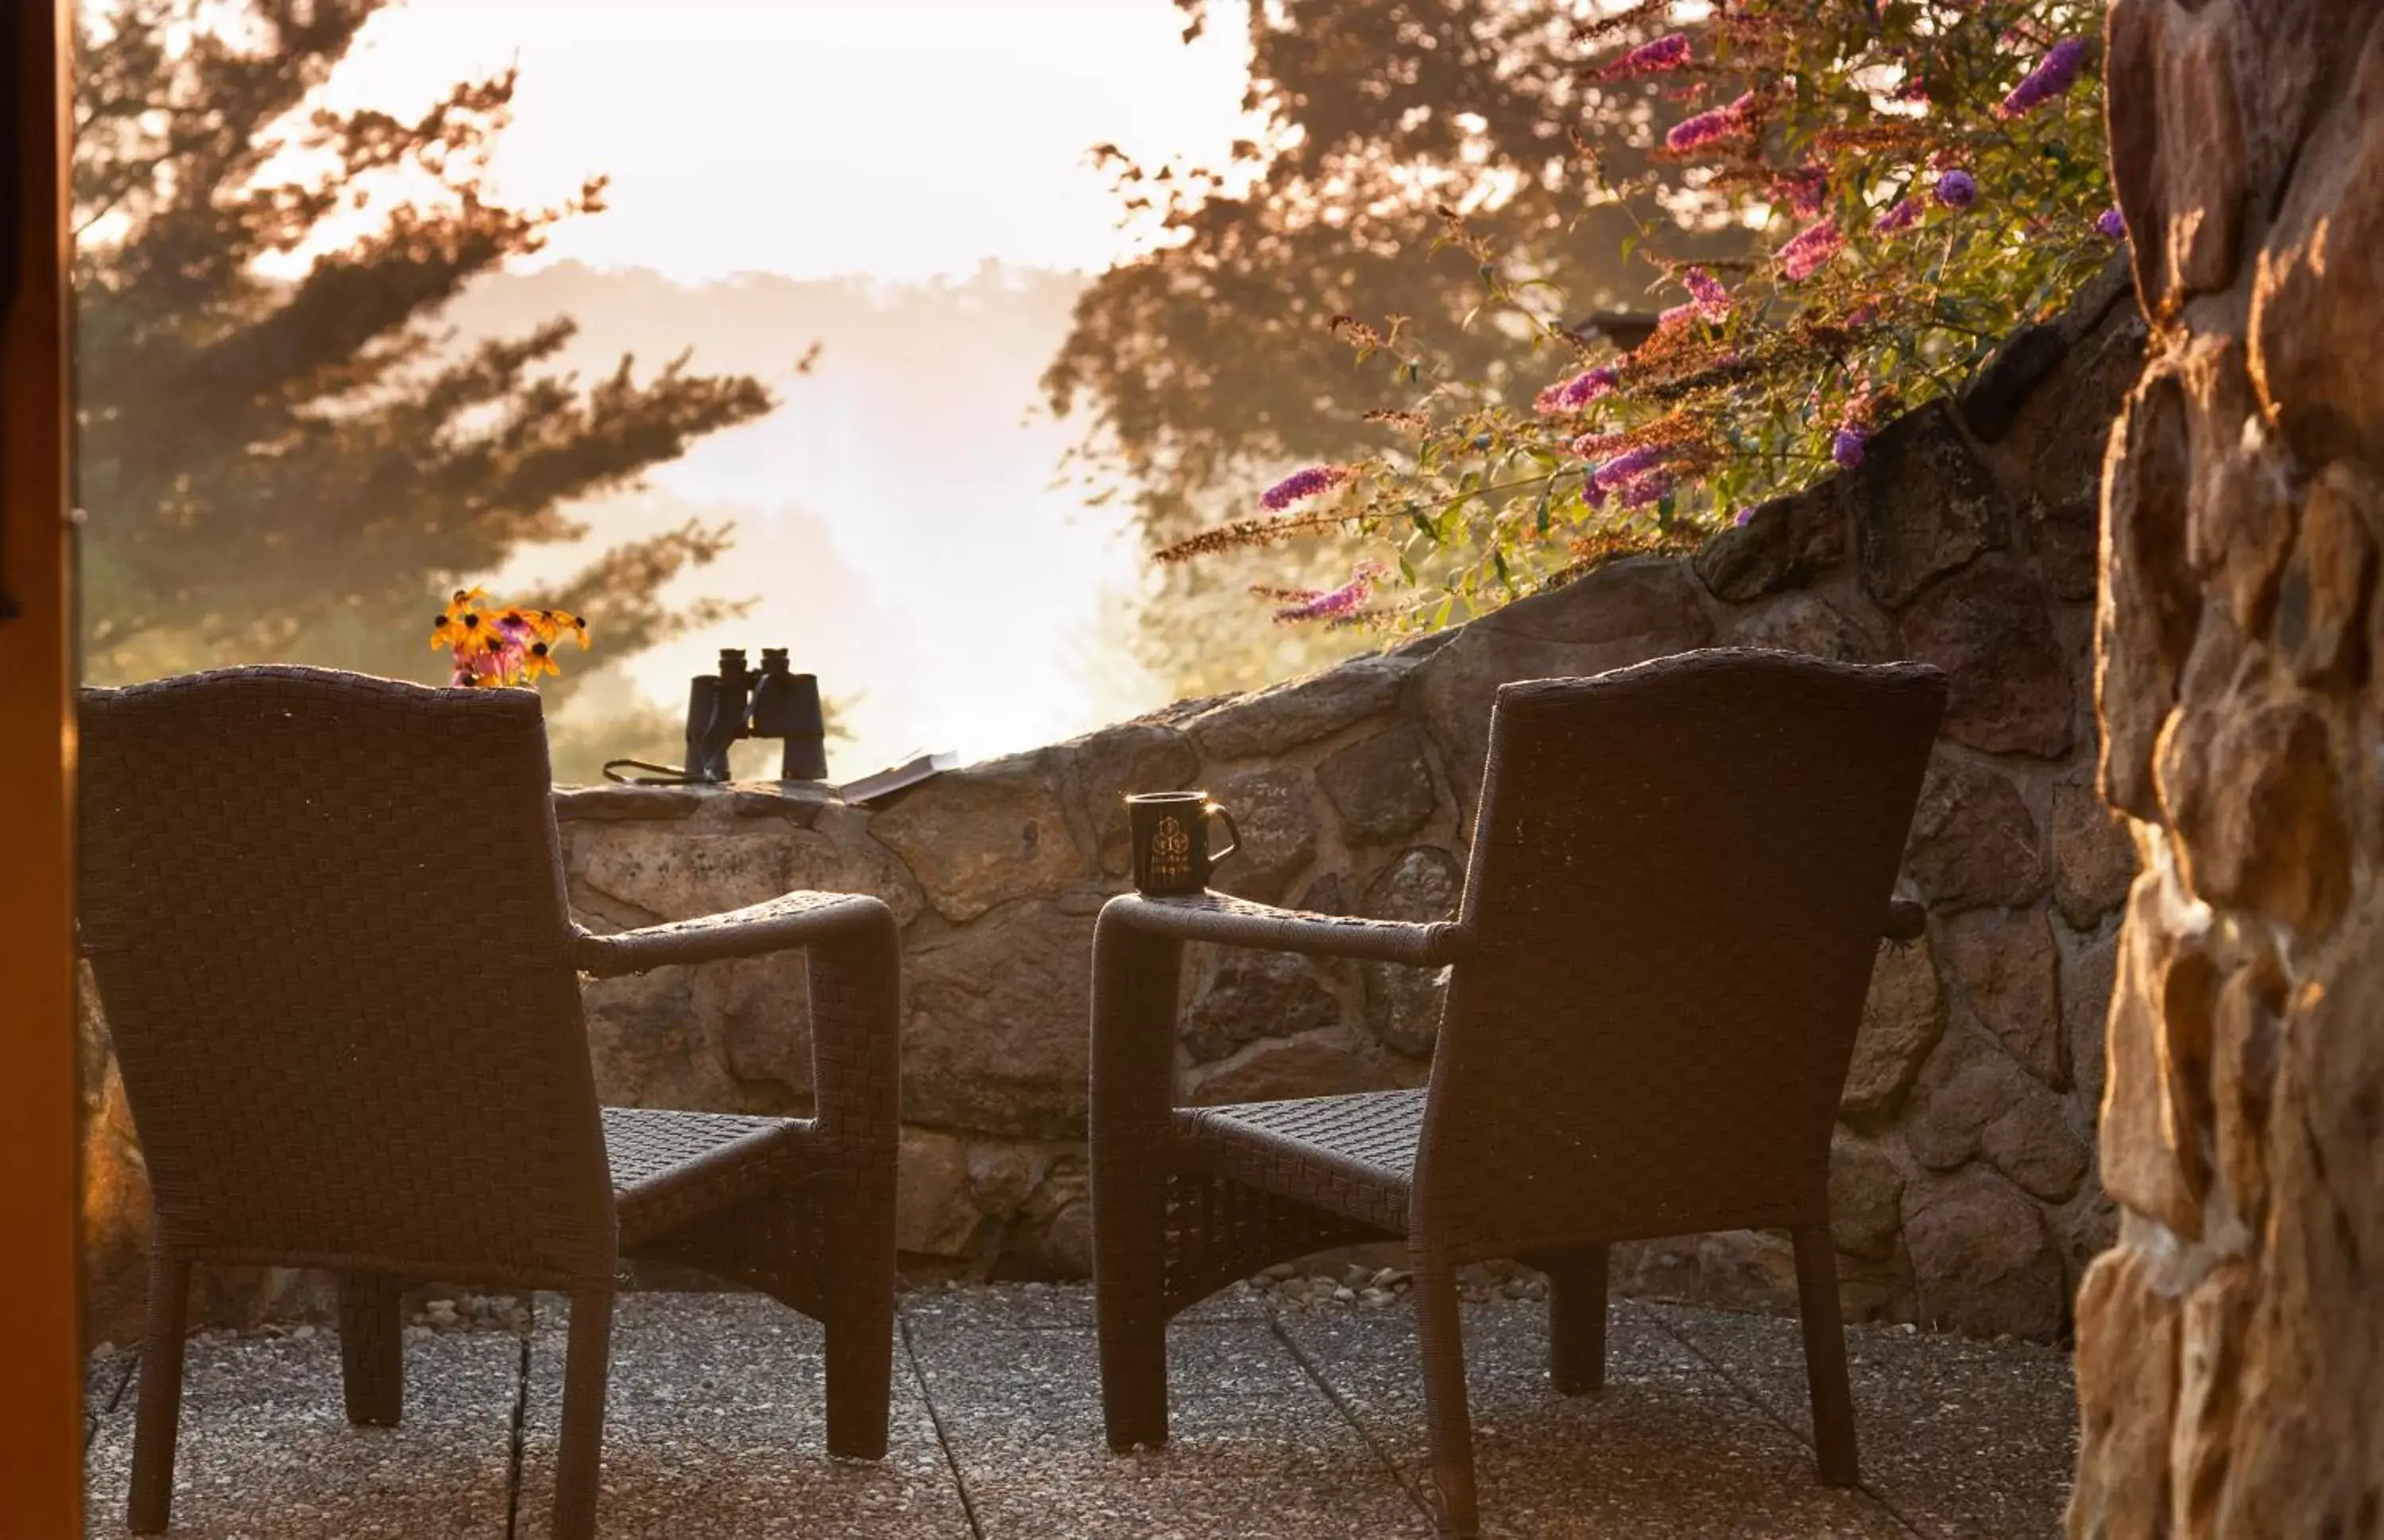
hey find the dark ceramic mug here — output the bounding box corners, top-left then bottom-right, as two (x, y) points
(1124, 791), (1240, 896)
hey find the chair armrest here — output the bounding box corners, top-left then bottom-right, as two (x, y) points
(1100, 891), (1470, 966)
(1883, 899), (1927, 943)
(573, 892), (892, 978)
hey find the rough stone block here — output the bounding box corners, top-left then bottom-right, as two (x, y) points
(903, 904), (1097, 1138)
(1828, 1128), (1906, 1260)
(868, 751), (1085, 924)
(1317, 724), (1438, 846)
(1960, 323), (2071, 443)
(1899, 557), (2078, 758)
(1903, 756), (2048, 912)
(1182, 950), (1343, 1065)
(1841, 935), (1946, 1124)
(1183, 652), (1415, 760)
(1943, 907), (2067, 1089)
(1902, 1164), (2065, 1340)
(2052, 781), (2138, 929)
(1359, 847), (1463, 1056)
(1207, 766), (1319, 903)
(1690, 481), (1846, 602)
(1848, 401), (2012, 610)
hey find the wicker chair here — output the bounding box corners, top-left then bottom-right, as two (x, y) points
(1090, 650), (1948, 1536)
(76, 667), (900, 1540)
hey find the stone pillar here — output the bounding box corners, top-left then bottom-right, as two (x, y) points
(2070, 3), (2384, 1535)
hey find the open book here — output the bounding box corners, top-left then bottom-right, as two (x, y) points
(838, 750), (959, 806)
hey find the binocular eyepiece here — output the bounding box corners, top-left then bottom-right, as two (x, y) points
(683, 647), (828, 783)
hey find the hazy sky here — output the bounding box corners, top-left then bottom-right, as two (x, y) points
(312, 0), (1258, 774)
(325, 0), (1256, 284)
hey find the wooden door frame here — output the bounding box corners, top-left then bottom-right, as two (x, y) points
(0, 0), (83, 1532)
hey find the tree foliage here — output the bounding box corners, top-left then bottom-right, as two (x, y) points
(74, 0), (774, 691)
(1044, 0), (1737, 687)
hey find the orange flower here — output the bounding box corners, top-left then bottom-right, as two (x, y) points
(530, 609), (592, 649)
(519, 639), (562, 683)
(428, 587), (494, 655)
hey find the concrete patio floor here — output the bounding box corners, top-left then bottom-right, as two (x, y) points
(83, 1283), (2078, 1538)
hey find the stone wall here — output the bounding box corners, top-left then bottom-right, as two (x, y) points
(78, 262), (2146, 1348)
(2068, 4), (2384, 1535)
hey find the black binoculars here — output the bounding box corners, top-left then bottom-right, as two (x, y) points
(683, 648), (829, 783)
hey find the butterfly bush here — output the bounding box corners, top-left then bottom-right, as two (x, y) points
(1161, 0), (2113, 633)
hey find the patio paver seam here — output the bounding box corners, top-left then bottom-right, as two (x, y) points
(1629, 1300), (1927, 1539)
(897, 1309), (986, 1540)
(1264, 1307), (1438, 1523)
(502, 1302), (535, 1540)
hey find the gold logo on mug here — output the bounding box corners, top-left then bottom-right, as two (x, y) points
(1150, 814), (1193, 880)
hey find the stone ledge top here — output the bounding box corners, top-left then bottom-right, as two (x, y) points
(551, 780), (846, 824)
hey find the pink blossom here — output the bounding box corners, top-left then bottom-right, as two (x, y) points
(1569, 430), (1627, 459)
(1778, 219), (1844, 281)
(1663, 91), (1756, 153)
(1260, 464), (1353, 511)
(1600, 32), (1691, 79)
(1682, 266), (1732, 315)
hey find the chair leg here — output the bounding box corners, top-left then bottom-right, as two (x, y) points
(1542, 1244), (1609, 1395)
(127, 1249), (193, 1534)
(1095, 1285), (1170, 1453)
(551, 1287), (614, 1540)
(336, 1272), (405, 1427)
(1792, 1224), (1860, 1487)
(1413, 1252), (1480, 1538)
(824, 1190), (896, 1461)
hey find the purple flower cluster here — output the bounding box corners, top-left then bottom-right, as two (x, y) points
(1732, 506), (1755, 528)
(1683, 267), (1731, 314)
(1618, 471), (1675, 510)
(1934, 169), (1978, 209)
(1778, 219), (1844, 281)
(1997, 37), (2089, 118)
(1600, 32), (1691, 79)
(1872, 197), (1921, 236)
(1274, 563), (1386, 624)
(1535, 366), (1620, 416)
(1832, 425), (1870, 469)
(1569, 429), (1627, 459)
(2096, 205), (2127, 241)
(1259, 464), (1351, 511)
(1590, 445), (1667, 494)
(1664, 91), (1755, 154)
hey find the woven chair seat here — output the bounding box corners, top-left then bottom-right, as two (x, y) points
(603, 1107), (815, 1248)
(1182, 1089), (1423, 1235)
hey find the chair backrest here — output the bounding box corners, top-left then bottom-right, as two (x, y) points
(1413, 649), (1946, 1258)
(77, 667), (616, 1287)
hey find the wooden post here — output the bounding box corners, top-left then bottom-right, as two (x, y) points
(0, 0), (83, 1531)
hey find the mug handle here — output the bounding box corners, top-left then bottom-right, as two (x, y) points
(1204, 802), (1240, 865)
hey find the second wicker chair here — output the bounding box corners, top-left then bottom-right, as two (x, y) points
(1089, 649), (1948, 1536)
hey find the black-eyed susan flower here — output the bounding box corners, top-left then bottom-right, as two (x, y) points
(428, 587), (493, 656)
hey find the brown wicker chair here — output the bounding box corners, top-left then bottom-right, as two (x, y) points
(1090, 649), (1948, 1536)
(76, 667), (900, 1540)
